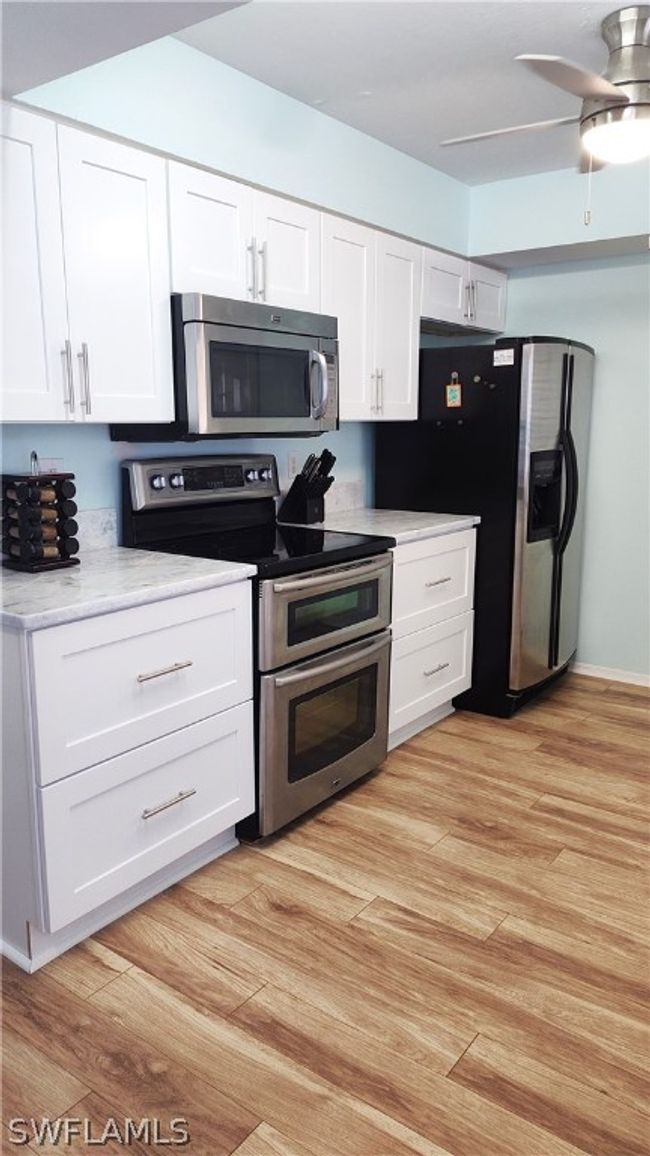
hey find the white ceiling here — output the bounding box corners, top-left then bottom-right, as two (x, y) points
(3, 0), (249, 98)
(176, 0), (620, 184)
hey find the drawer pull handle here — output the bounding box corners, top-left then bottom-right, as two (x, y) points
(142, 788), (197, 820)
(136, 660), (193, 684)
(425, 577), (452, 588)
(424, 662), (449, 677)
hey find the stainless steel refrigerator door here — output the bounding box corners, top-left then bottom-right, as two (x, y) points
(555, 346), (594, 669)
(509, 342), (569, 691)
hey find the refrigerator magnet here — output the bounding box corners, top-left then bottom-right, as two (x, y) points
(446, 373), (462, 408)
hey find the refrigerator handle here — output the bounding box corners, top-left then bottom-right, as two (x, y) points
(557, 428), (579, 556)
(556, 355), (579, 557)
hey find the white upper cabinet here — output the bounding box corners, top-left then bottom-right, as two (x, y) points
(469, 261), (508, 332)
(374, 234), (421, 421)
(254, 191), (321, 312)
(58, 127), (173, 423)
(168, 163), (255, 300)
(322, 215), (420, 422)
(168, 166), (320, 312)
(421, 246), (507, 333)
(1, 107), (70, 422)
(421, 249), (467, 328)
(321, 216), (376, 421)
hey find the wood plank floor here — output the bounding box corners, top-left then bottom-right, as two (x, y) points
(3, 673), (649, 1155)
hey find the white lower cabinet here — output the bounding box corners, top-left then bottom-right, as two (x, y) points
(390, 612), (474, 736)
(39, 702), (254, 932)
(388, 529), (476, 748)
(1, 580), (255, 970)
(31, 584), (252, 784)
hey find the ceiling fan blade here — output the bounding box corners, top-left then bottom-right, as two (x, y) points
(440, 116), (579, 147)
(516, 55), (630, 102)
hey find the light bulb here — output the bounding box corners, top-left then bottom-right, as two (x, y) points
(582, 110), (650, 164)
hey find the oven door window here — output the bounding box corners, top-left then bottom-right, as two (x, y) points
(288, 666), (378, 783)
(209, 342), (311, 418)
(288, 581), (379, 648)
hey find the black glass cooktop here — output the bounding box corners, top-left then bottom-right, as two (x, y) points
(148, 522), (395, 578)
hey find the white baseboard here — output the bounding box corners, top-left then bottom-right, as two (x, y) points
(4, 828), (239, 973)
(571, 662), (650, 688)
(388, 702), (454, 751)
(1, 939), (33, 973)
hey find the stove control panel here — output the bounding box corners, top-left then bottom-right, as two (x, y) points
(124, 454), (279, 511)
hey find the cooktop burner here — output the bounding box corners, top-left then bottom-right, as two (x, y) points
(120, 454), (395, 578)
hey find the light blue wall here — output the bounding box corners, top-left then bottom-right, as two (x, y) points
(0, 423), (374, 512)
(470, 163), (650, 258)
(19, 37), (469, 253)
(505, 253), (650, 677)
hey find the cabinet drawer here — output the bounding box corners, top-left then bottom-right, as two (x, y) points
(390, 612), (473, 734)
(31, 584), (252, 785)
(392, 530), (475, 639)
(38, 702), (254, 932)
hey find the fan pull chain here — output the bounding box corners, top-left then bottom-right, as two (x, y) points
(584, 153), (593, 226)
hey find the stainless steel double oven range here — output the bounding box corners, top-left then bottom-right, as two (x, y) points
(122, 455), (394, 836)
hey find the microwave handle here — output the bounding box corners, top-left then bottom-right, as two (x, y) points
(310, 350), (329, 419)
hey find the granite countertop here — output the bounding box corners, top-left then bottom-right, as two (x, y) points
(287, 508), (480, 546)
(1, 547), (256, 631)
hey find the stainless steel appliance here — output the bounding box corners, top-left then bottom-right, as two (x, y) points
(375, 337), (594, 716)
(111, 296), (339, 442)
(121, 454), (393, 835)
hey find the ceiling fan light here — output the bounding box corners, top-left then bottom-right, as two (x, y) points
(581, 106), (650, 163)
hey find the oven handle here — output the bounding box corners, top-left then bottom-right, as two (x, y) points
(273, 632), (389, 688)
(310, 350), (329, 419)
(271, 554), (391, 594)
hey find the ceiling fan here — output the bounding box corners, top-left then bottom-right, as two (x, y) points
(441, 5), (650, 169)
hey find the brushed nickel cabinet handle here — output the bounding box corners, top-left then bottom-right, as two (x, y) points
(136, 659), (193, 683)
(257, 240), (267, 300)
(247, 236), (257, 299)
(464, 282), (471, 321)
(77, 343), (91, 414)
(142, 788), (196, 820)
(425, 576), (452, 587)
(370, 370), (378, 412)
(424, 662), (449, 677)
(61, 340), (75, 412)
(377, 368), (384, 413)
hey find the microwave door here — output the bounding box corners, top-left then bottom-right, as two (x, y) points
(184, 322), (329, 435)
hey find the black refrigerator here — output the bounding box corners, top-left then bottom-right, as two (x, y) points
(375, 337), (594, 717)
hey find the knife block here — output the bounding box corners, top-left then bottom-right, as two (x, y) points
(277, 474), (333, 525)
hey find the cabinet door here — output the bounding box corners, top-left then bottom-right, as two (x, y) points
(390, 611), (474, 735)
(254, 191), (321, 311)
(321, 214), (376, 421)
(31, 583), (252, 784)
(39, 702), (254, 932)
(469, 262), (507, 332)
(1, 107), (70, 422)
(57, 126), (173, 423)
(392, 530), (476, 640)
(421, 247), (468, 327)
(168, 162), (255, 300)
(373, 234), (421, 421)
